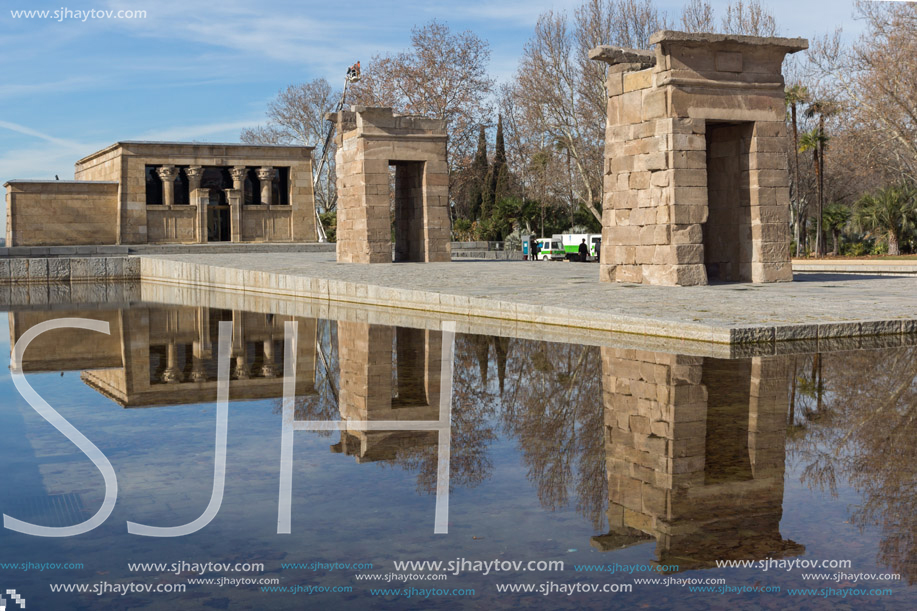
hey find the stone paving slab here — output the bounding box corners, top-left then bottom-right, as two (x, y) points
(139, 252), (917, 345)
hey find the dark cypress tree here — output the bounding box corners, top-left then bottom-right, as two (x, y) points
(491, 115), (507, 205)
(494, 115), (506, 166)
(481, 166), (495, 223)
(469, 125), (489, 221)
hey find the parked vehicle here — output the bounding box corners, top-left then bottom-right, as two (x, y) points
(556, 233), (602, 261)
(536, 238), (565, 261)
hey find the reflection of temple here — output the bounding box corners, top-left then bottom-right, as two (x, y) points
(592, 349), (804, 571)
(9, 308), (317, 407)
(331, 322), (443, 462)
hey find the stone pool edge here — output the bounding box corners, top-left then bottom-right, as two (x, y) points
(137, 256), (917, 346)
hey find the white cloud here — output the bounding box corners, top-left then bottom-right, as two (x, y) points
(0, 120), (88, 152)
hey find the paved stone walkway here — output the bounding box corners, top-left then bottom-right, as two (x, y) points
(141, 253), (917, 344)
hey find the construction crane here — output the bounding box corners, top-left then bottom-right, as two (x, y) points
(313, 61), (360, 242)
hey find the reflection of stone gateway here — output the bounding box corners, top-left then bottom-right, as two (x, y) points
(332, 322), (444, 462)
(593, 348), (804, 570)
(591, 31), (808, 285)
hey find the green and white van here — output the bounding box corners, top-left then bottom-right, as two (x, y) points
(557, 233), (602, 261)
(535, 238), (565, 261)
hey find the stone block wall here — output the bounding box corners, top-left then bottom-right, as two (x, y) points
(593, 31), (806, 285)
(5, 181), (119, 246)
(331, 107), (451, 264)
(0, 256), (140, 284)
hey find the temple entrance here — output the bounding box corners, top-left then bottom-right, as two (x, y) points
(703, 122), (754, 282)
(207, 188), (230, 242)
(391, 161), (426, 262)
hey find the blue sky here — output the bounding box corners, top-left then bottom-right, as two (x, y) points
(0, 0), (863, 227)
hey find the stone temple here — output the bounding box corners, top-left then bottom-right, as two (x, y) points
(5, 141), (317, 246)
(592, 31), (808, 286)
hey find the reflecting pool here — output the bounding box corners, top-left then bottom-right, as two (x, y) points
(0, 298), (914, 609)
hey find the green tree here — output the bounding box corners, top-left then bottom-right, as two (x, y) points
(855, 184), (917, 256)
(822, 203), (851, 256)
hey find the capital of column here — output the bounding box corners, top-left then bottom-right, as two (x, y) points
(162, 367), (183, 384)
(256, 166), (276, 182)
(186, 165), (203, 191)
(156, 165), (179, 181)
(233, 356), (250, 380)
(190, 357), (207, 382)
(230, 166), (248, 182)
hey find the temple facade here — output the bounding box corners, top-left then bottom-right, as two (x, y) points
(4, 141), (318, 247)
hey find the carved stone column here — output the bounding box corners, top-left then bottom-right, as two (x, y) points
(162, 341), (183, 384)
(157, 165), (179, 206)
(230, 310), (247, 380)
(261, 338), (278, 378)
(229, 166), (247, 242)
(257, 167), (275, 206)
(185, 166), (205, 242)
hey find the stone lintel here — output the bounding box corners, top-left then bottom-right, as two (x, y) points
(648, 30), (808, 54)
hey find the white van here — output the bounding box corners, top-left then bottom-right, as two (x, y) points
(556, 233), (601, 261)
(535, 238), (565, 261)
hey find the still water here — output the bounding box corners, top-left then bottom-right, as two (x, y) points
(0, 300), (913, 609)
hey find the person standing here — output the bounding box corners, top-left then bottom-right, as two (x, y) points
(531, 238), (541, 261)
(578, 239), (589, 262)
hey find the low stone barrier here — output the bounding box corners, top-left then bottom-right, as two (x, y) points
(0, 257), (141, 283)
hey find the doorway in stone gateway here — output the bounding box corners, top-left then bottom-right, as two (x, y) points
(703, 122), (754, 282)
(390, 161), (426, 262)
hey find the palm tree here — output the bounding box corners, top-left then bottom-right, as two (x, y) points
(798, 128), (830, 256)
(786, 85), (809, 255)
(822, 203), (852, 255)
(804, 99), (840, 257)
(854, 184), (917, 256)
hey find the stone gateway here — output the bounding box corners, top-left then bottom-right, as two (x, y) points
(328, 106), (451, 264)
(592, 31), (808, 286)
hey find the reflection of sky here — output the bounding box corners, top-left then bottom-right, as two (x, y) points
(0, 306), (914, 610)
